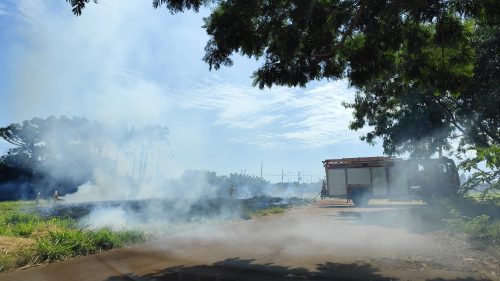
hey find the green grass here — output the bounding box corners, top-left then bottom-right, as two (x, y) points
(243, 206), (286, 219)
(0, 208), (147, 271)
(27, 228), (146, 263)
(0, 211), (75, 237)
(0, 201), (36, 212)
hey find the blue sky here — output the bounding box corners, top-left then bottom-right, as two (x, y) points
(0, 0), (384, 182)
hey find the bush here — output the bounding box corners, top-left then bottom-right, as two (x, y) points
(442, 196), (500, 244)
(445, 214), (500, 243)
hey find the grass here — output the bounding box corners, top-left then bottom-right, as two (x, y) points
(0, 201), (36, 212)
(242, 206), (286, 219)
(0, 206), (146, 272)
(0, 256), (16, 273)
(26, 227), (146, 264)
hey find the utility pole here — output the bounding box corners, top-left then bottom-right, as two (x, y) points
(281, 169), (285, 188)
(260, 161), (263, 179)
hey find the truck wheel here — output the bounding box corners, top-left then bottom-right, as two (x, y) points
(351, 189), (370, 207)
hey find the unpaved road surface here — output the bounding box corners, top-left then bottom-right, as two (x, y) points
(1, 200), (498, 281)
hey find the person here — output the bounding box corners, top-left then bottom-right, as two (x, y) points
(229, 185), (236, 200)
(35, 192), (41, 206)
(52, 190), (59, 204)
(320, 180), (327, 200)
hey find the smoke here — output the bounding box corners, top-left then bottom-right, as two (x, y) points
(62, 168), (315, 231)
(0, 114), (315, 232)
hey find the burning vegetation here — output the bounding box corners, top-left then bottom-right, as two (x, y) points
(0, 117), (315, 272)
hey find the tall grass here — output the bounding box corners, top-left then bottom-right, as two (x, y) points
(28, 228), (146, 263)
(0, 211), (74, 237)
(0, 210), (147, 270)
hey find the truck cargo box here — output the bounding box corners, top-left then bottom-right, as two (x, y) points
(323, 157), (459, 205)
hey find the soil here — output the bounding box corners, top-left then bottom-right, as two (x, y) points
(0, 199), (498, 281)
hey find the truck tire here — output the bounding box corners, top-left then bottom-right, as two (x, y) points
(351, 189), (370, 207)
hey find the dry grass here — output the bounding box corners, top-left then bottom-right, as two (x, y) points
(0, 236), (35, 254)
(0, 236), (35, 272)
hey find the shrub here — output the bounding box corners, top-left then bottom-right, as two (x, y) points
(441, 195), (500, 245)
(445, 214), (500, 243)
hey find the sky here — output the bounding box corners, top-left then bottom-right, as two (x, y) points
(0, 0), (384, 182)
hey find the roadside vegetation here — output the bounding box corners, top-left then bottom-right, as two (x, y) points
(240, 196), (310, 219)
(0, 202), (146, 272)
(443, 194), (500, 247)
(244, 206), (286, 219)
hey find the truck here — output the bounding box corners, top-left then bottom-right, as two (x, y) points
(322, 156), (460, 206)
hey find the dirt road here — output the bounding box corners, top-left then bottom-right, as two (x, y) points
(0, 200), (497, 281)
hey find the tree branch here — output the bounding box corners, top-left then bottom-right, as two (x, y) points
(432, 96), (466, 135)
(307, 0), (366, 59)
(478, 123), (500, 144)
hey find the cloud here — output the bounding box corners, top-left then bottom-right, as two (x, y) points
(181, 83), (293, 129)
(181, 81), (369, 148)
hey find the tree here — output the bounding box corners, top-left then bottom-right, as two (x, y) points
(0, 116), (170, 198)
(345, 21), (499, 195)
